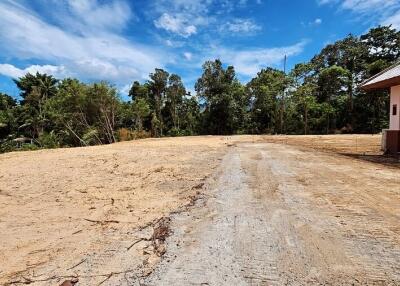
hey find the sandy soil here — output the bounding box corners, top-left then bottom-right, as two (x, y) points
(146, 141), (400, 285)
(0, 137), (229, 285)
(260, 134), (400, 168)
(1, 135), (399, 285)
(260, 134), (383, 155)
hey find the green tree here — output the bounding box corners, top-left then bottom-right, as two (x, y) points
(45, 78), (92, 146)
(86, 82), (120, 144)
(132, 98), (151, 131)
(0, 93), (17, 140)
(195, 59), (247, 134)
(148, 69), (169, 136)
(317, 65), (349, 133)
(292, 83), (318, 135)
(14, 72), (58, 138)
(247, 68), (289, 134)
(360, 25), (400, 64)
(178, 96), (200, 135)
(129, 81), (150, 101)
(166, 74), (186, 131)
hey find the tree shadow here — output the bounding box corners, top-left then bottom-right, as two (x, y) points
(340, 153), (400, 169)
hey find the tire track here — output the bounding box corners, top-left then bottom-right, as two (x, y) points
(145, 143), (400, 285)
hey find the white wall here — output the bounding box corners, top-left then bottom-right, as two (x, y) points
(390, 85), (400, 130)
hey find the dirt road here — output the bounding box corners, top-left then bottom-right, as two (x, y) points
(146, 142), (400, 285)
(1, 136), (400, 285)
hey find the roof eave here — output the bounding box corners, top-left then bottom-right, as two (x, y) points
(361, 75), (400, 91)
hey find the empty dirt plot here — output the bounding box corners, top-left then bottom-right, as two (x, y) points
(1, 135), (400, 285)
(0, 137), (228, 285)
(261, 134), (382, 154)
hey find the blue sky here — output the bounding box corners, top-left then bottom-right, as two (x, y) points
(1, 0), (400, 99)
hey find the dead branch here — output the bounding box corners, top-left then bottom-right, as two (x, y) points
(127, 238), (150, 251)
(6, 270), (138, 285)
(83, 218), (120, 224)
(66, 258), (86, 271)
(97, 273), (113, 286)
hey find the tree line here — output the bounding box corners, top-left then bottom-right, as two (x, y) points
(0, 25), (399, 152)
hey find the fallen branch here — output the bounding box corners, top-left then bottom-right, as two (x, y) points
(97, 273), (113, 286)
(66, 258), (87, 271)
(84, 218), (120, 224)
(127, 238), (150, 251)
(72, 229), (82, 235)
(6, 270), (138, 285)
(137, 216), (164, 231)
(6, 275), (58, 285)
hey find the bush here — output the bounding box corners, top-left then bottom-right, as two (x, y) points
(82, 128), (100, 145)
(167, 127), (197, 137)
(19, 143), (39, 151)
(167, 127), (181, 137)
(117, 128), (134, 141)
(116, 128), (150, 141)
(38, 131), (60, 148)
(0, 140), (16, 153)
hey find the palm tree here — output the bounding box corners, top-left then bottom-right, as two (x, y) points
(14, 72), (58, 137)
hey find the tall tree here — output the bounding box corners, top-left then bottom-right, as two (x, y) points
(14, 72), (58, 138)
(45, 78), (92, 146)
(132, 98), (150, 131)
(0, 93), (17, 140)
(129, 81), (150, 102)
(166, 74), (186, 131)
(360, 25), (400, 64)
(148, 69), (169, 136)
(247, 68), (289, 134)
(195, 59), (247, 134)
(317, 65), (349, 133)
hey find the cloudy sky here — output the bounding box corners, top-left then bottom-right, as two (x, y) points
(0, 0), (400, 98)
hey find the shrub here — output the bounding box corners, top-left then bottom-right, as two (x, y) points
(38, 131), (60, 148)
(82, 128), (100, 145)
(116, 128), (150, 141)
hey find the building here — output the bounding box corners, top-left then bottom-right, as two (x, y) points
(361, 62), (400, 154)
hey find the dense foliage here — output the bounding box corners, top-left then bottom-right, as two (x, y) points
(1, 26), (399, 152)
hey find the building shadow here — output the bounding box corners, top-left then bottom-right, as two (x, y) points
(340, 153), (400, 169)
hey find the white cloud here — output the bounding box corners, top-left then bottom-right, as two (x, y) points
(318, 0), (400, 27)
(184, 52), (193, 60)
(152, 0), (258, 37)
(221, 19), (262, 34)
(315, 18), (322, 25)
(201, 41), (307, 77)
(0, 0), (166, 85)
(154, 13), (197, 37)
(121, 83), (132, 96)
(340, 0), (398, 13)
(317, 0), (335, 5)
(0, 64), (67, 79)
(152, 0), (213, 37)
(66, 0), (132, 32)
(0, 64), (27, 79)
(382, 10), (400, 29)
(154, 0), (211, 14)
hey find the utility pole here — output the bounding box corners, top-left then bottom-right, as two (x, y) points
(280, 55), (287, 134)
